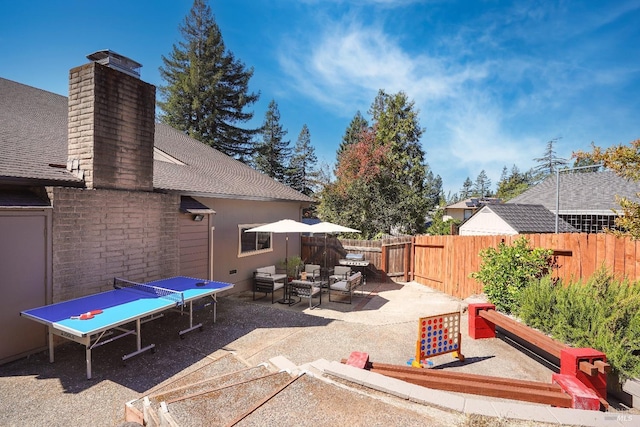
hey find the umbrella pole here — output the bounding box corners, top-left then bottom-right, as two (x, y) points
(323, 234), (328, 280)
(279, 233), (295, 305)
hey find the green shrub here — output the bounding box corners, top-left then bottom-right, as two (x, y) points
(518, 267), (640, 381)
(470, 237), (554, 314)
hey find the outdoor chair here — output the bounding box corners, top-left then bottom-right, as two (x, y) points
(329, 271), (363, 304)
(299, 264), (321, 281)
(253, 265), (286, 303)
(290, 281), (322, 309)
(329, 265), (352, 284)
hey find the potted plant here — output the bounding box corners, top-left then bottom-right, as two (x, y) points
(277, 255), (304, 280)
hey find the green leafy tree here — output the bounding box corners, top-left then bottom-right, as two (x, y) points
(572, 153), (602, 172)
(319, 125), (390, 237)
(427, 207), (460, 235)
(319, 90), (433, 238)
(496, 165), (536, 201)
(369, 90), (432, 235)
(158, 0), (260, 160)
(574, 138), (640, 239)
(253, 100), (290, 181)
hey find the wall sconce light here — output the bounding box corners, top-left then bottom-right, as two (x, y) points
(192, 214), (204, 222)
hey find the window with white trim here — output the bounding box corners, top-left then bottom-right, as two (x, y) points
(239, 224), (272, 256)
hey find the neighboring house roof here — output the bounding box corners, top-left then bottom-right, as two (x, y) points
(445, 197), (502, 210)
(0, 77), (314, 203)
(459, 203), (577, 235)
(508, 171), (639, 215)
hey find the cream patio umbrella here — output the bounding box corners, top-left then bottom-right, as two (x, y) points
(245, 219), (313, 304)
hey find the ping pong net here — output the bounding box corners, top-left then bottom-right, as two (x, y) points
(113, 278), (185, 306)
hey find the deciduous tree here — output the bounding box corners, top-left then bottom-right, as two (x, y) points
(319, 90), (436, 238)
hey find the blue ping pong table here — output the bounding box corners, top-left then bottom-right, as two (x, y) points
(20, 276), (234, 379)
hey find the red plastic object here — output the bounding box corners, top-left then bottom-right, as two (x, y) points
(346, 351), (370, 369)
(468, 303), (496, 339)
(559, 348), (607, 401)
(552, 374), (600, 410)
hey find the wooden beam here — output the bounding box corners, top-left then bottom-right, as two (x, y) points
(579, 361), (598, 376)
(341, 359), (572, 408)
(366, 362), (560, 392)
(478, 309), (567, 358)
(371, 367), (572, 408)
(594, 360), (611, 374)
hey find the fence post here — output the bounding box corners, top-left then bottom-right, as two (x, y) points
(381, 244), (388, 282)
(404, 242), (411, 282)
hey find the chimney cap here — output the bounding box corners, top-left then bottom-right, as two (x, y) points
(86, 49), (142, 78)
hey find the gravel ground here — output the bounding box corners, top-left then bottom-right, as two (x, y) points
(0, 281), (624, 426)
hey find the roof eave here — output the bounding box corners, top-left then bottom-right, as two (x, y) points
(0, 176), (85, 188)
(156, 189), (315, 204)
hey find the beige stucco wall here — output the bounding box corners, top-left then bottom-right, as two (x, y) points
(193, 197), (304, 293)
(49, 187), (180, 302)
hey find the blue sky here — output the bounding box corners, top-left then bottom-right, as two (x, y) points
(1, 1), (638, 196)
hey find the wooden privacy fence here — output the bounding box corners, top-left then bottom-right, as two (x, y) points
(413, 233), (640, 299)
(302, 233), (640, 299)
(300, 236), (412, 281)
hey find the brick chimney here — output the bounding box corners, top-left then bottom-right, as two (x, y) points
(67, 50), (156, 191)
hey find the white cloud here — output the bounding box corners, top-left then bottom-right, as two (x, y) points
(276, 2), (640, 193)
(279, 19), (489, 113)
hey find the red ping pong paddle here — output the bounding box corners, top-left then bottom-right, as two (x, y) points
(71, 312), (93, 320)
(70, 310), (102, 320)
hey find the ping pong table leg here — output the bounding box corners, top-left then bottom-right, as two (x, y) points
(86, 347), (92, 379)
(179, 301), (204, 337)
(121, 318), (156, 363)
(48, 327), (54, 363)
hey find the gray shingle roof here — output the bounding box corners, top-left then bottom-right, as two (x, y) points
(484, 203), (577, 233)
(508, 171), (639, 214)
(0, 78), (83, 186)
(0, 77), (314, 203)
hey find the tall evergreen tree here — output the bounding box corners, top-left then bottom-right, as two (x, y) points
(253, 100), (290, 181)
(472, 170), (492, 198)
(157, 0), (260, 160)
(534, 137), (567, 176)
(459, 177), (473, 199)
(337, 111), (368, 159)
(287, 124), (318, 196)
(424, 170), (444, 208)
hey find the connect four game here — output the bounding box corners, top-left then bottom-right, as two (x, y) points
(413, 311), (464, 368)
